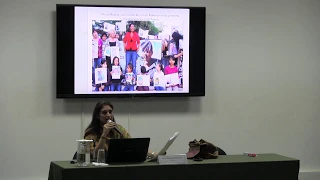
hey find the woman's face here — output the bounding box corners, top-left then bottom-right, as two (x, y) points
(99, 105), (113, 125)
(129, 24), (135, 32)
(169, 58), (175, 65)
(143, 50), (152, 61)
(101, 62), (107, 68)
(156, 64), (161, 71)
(114, 58), (119, 65)
(102, 35), (107, 40)
(93, 31), (98, 38)
(109, 31), (115, 38)
(127, 66), (132, 73)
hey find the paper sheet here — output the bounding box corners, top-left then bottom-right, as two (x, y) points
(165, 73), (180, 85)
(112, 66), (121, 79)
(110, 46), (120, 61)
(137, 75), (150, 86)
(92, 162), (109, 166)
(95, 68), (108, 84)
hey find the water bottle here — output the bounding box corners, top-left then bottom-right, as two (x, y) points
(76, 140), (93, 166)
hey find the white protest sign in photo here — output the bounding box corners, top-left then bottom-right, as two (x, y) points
(94, 68), (108, 84)
(154, 75), (165, 87)
(165, 73), (180, 85)
(137, 75), (150, 86)
(118, 41), (126, 71)
(154, 77), (160, 86)
(168, 41), (178, 56)
(170, 73), (180, 85)
(110, 46), (120, 62)
(115, 21), (126, 31)
(103, 22), (115, 32)
(126, 73), (134, 85)
(112, 66), (121, 79)
(138, 29), (149, 38)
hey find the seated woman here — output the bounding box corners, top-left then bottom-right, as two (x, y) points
(84, 101), (157, 159)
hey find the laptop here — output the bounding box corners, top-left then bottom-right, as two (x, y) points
(106, 138), (150, 164)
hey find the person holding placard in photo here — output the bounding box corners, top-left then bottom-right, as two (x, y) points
(136, 66), (150, 91)
(164, 56), (179, 91)
(105, 29), (121, 71)
(153, 63), (166, 91)
(92, 30), (103, 85)
(92, 30), (103, 68)
(101, 33), (108, 60)
(95, 59), (111, 91)
(110, 57), (124, 91)
(161, 37), (170, 68)
(123, 63), (136, 91)
(165, 31), (183, 67)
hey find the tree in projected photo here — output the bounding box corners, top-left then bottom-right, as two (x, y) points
(92, 20), (161, 38)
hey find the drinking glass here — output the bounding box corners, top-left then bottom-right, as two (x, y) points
(97, 149), (105, 163)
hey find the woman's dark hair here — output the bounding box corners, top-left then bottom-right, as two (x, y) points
(169, 55), (176, 61)
(84, 101), (114, 138)
(100, 59), (107, 65)
(127, 23), (135, 32)
(93, 29), (98, 33)
(127, 63), (133, 71)
(102, 33), (107, 37)
(141, 66), (147, 74)
(157, 62), (164, 72)
(112, 56), (119, 65)
(141, 40), (153, 53)
(172, 31), (183, 52)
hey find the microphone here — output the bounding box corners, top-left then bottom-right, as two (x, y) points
(107, 119), (122, 136)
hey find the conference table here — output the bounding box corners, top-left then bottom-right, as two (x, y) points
(48, 153), (299, 180)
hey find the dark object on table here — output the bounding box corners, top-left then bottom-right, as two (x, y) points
(186, 139), (219, 160)
(217, 147), (227, 155)
(106, 138), (150, 164)
(193, 156), (203, 161)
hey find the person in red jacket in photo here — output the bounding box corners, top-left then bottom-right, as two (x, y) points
(123, 23), (140, 74)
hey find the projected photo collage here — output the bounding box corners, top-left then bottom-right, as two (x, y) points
(91, 19), (185, 92)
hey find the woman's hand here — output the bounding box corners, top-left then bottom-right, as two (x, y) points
(110, 71), (113, 75)
(102, 121), (116, 137)
(147, 151), (158, 159)
(152, 152), (158, 158)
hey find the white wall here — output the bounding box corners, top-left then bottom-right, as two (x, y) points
(0, 0), (319, 180)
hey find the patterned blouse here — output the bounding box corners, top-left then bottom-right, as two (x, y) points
(84, 124), (131, 152)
